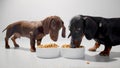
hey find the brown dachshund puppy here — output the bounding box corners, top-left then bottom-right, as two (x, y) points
(2, 16), (66, 52)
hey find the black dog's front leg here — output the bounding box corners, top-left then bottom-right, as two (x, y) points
(99, 45), (112, 56)
(89, 42), (100, 51)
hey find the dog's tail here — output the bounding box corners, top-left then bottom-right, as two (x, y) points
(2, 26), (8, 32)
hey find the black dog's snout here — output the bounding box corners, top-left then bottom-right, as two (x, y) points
(70, 38), (81, 48)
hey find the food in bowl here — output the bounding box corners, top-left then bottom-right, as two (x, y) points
(61, 44), (70, 48)
(61, 44), (85, 59)
(36, 43), (60, 58)
(37, 43), (59, 48)
(62, 44), (84, 48)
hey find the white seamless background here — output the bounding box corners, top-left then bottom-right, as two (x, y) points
(0, 0), (120, 68)
(1, 0), (120, 45)
(0, 0), (120, 47)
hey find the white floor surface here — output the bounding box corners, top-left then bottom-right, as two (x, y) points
(0, 37), (120, 68)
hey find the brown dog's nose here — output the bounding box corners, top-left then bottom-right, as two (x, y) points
(50, 34), (58, 41)
(52, 37), (57, 41)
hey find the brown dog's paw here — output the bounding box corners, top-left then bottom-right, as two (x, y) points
(99, 51), (110, 56)
(30, 48), (36, 52)
(30, 45), (36, 52)
(5, 45), (10, 49)
(14, 44), (19, 48)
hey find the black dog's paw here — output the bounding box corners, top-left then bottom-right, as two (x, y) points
(99, 51), (110, 56)
(88, 47), (96, 51)
(30, 48), (36, 52)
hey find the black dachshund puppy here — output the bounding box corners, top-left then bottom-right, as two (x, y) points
(68, 15), (120, 56)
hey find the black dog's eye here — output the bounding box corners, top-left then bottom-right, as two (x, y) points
(74, 28), (81, 33)
(75, 28), (81, 31)
(77, 28), (81, 31)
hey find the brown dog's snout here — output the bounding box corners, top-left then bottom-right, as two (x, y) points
(49, 30), (58, 41)
(50, 35), (58, 41)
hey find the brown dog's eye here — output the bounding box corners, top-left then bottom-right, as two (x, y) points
(51, 20), (56, 25)
(50, 20), (57, 29)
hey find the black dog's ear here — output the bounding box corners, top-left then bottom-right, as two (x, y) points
(68, 32), (71, 38)
(84, 17), (98, 40)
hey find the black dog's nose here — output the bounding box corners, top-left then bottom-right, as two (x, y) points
(71, 40), (80, 48)
(71, 44), (76, 48)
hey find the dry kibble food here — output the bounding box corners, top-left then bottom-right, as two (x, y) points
(62, 44), (84, 48)
(86, 61), (90, 64)
(37, 43), (58, 48)
(62, 44), (70, 48)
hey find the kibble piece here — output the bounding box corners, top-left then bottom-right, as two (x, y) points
(86, 61), (90, 64)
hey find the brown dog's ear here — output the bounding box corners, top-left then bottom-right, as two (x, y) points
(61, 21), (66, 38)
(42, 17), (52, 34)
(84, 17), (98, 40)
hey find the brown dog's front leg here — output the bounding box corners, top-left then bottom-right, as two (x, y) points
(88, 42), (100, 51)
(30, 31), (36, 52)
(99, 45), (112, 56)
(30, 37), (36, 52)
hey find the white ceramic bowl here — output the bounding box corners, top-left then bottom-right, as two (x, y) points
(61, 47), (85, 59)
(36, 48), (60, 58)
